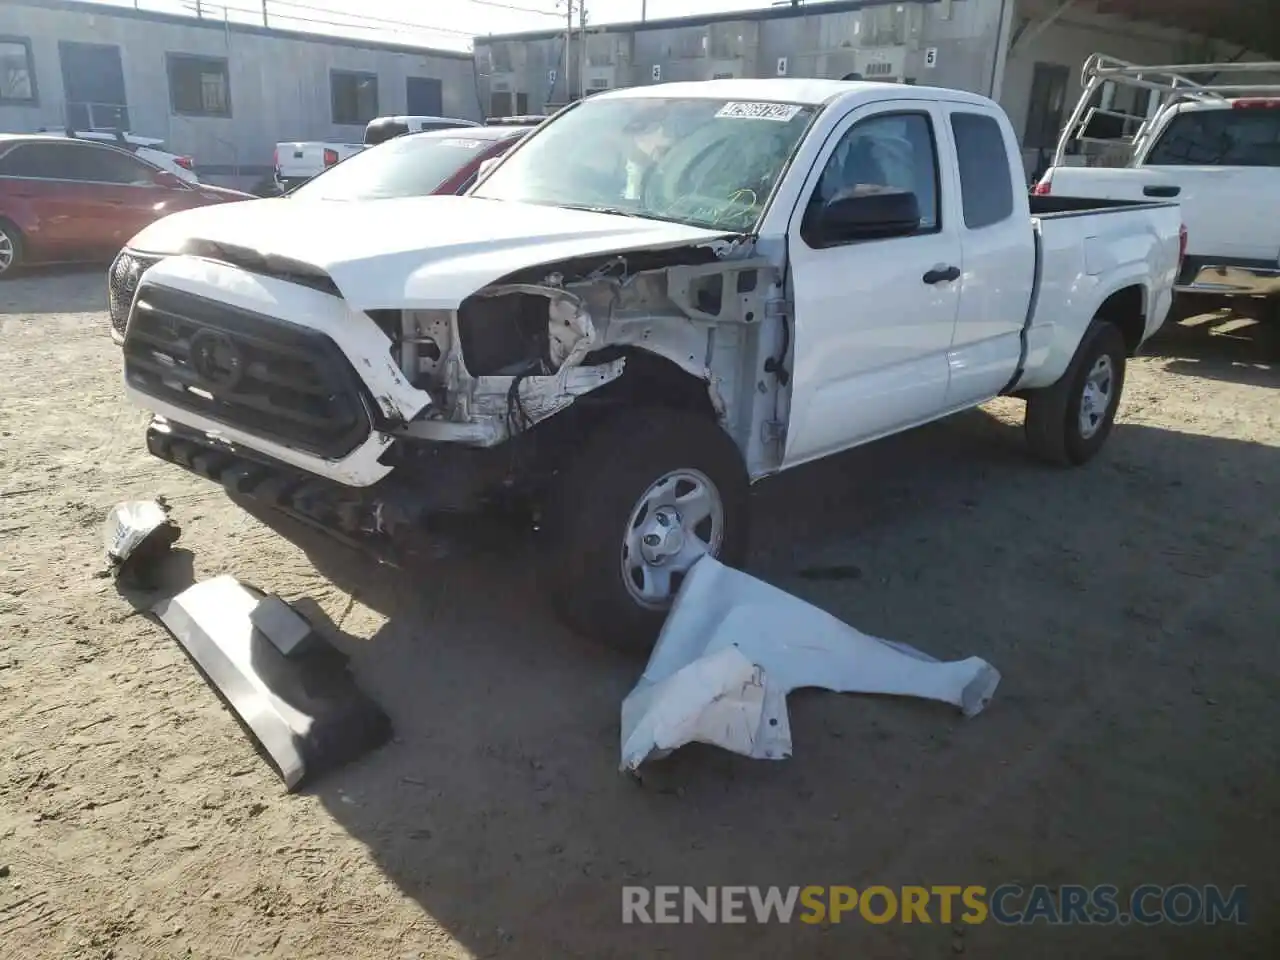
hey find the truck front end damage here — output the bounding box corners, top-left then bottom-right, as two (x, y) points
(122, 236), (788, 546)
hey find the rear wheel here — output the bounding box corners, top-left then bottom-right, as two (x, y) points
(542, 407), (750, 651)
(1025, 319), (1128, 466)
(0, 220), (23, 279)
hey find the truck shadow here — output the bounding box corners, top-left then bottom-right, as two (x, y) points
(237, 411), (1280, 958)
(1147, 305), (1278, 388)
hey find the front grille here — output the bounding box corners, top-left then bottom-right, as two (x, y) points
(108, 251), (163, 338)
(122, 284), (374, 459)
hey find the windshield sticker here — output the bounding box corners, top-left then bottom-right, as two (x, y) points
(438, 138), (485, 148)
(716, 102), (803, 122)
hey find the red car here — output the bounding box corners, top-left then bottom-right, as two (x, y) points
(283, 124), (531, 201)
(0, 134), (250, 278)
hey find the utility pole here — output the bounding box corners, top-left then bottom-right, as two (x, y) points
(261, 0), (268, 26)
(195, 0), (203, 16)
(578, 1), (587, 100)
(641, 1), (646, 22)
(563, 0), (572, 104)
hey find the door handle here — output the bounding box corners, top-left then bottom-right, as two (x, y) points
(1144, 185), (1180, 198)
(923, 265), (961, 285)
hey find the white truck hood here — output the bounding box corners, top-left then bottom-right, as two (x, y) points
(127, 194), (736, 309)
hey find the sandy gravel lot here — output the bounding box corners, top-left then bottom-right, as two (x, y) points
(1, 269), (1277, 959)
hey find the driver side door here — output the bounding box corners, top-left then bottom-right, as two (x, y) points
(782, 102), (963, 468)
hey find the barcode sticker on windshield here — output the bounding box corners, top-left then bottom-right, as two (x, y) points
(716, 102), (802, 122)
(439, 138), (484, 148)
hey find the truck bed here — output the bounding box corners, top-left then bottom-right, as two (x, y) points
(1030, 195), (1179, 218)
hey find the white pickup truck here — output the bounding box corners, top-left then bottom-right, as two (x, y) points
(114, 79), (1182, 646)
(274, 117), (483, 191)
(1034, 55), (1280, 321)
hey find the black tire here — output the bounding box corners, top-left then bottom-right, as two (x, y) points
(542, 407), (750, 651)
(0, 218), (24, 279)
(1025, 319), (1127, 466)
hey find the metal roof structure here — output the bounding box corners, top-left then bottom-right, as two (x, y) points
(1094, 0), (1280, 58)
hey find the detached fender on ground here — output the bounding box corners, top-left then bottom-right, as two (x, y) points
(620, 557), (1001, 771)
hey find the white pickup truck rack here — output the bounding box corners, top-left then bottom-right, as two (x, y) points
(1051, 54), (1280, 168)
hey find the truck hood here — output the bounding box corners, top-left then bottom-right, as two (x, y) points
(127, 195), (737, 309)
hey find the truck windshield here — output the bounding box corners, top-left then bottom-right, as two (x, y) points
(470, 96), (817, 232)
(1146, 106), (1280, 167)
(289, 135), (498, 200)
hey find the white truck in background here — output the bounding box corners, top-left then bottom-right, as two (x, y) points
(272, 140), (365, 193)
(1034, 54), (1280, 325)
(114, 79), (1183, 646)
(274, 117), (483, 192)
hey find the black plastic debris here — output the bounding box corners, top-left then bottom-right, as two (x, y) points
(151, 576), (391, 791)
(103, 499), (182, 586)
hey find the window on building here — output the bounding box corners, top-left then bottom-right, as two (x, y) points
(167, 54), (230, 118)
(806, 111), (941, 239)
(950, 112), (1014, 229)
(1024, 62), (1069, 150)
(488, 91), (527, 117)
(331, 71), (378, 125)
(0, 36), (37, 104)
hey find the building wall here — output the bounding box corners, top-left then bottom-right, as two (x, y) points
(0, 0), (479, 185)
(477, 1), (1007, 115)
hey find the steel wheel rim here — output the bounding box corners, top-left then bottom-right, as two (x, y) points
(621, 468), (725, 609)
(1078, 354), (1115, 439)
(0, 230), (13, 273)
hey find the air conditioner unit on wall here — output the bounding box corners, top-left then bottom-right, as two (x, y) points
(856, 47), (907, 82)
(585, 66), (616, 90)
(818, 46), (908, 82)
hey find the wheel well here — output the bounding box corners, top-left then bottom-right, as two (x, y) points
(579, 347), (718, 420)
(1096, 285), (1146, 355)
(517, 348), (719, 497)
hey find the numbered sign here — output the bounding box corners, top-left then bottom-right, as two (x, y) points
(652, 64), (662, 81)
(776, 56), (788, 77)
(925, 47), (939, 69)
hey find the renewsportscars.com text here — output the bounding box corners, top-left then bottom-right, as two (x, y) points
(622, 884), (1248, 926)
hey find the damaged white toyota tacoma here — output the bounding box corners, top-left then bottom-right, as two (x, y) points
(111, 79), (1184, 646)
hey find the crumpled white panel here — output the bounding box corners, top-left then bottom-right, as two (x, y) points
(620, 557), (1001, 771)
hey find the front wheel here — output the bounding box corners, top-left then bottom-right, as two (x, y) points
(0, 220), (24, 279)
(542, 408), (750, 651)
(1025, 319), (1128, 466)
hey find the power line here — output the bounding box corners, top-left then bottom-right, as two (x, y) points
(179, 0), (479, 38)
(468, 0), (561, 15)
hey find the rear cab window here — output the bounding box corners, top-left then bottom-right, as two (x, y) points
(1145, 105), (1280, 167)
(949, 111), (1014, 229)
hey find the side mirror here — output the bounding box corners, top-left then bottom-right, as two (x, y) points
(812, 188), (921, 245)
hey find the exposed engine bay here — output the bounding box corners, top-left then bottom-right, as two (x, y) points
(371, 242), (792, 479)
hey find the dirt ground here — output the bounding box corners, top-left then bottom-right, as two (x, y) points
(0, 269), (1277, 959)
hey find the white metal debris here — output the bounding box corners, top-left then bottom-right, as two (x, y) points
(620, 557), (1001, 771)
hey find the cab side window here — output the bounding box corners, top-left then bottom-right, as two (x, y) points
(804, 111), (940, 241)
